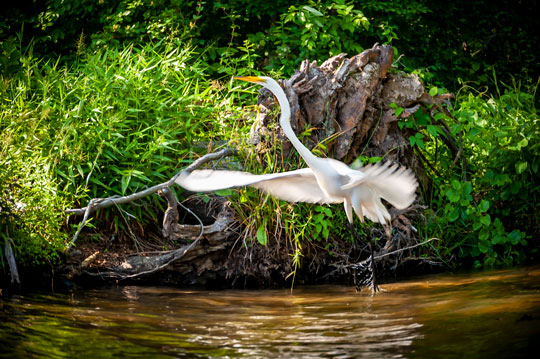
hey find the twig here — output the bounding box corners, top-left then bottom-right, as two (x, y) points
(66, 148), (234, 216)
(65, 148), (234, 251)
(351, 237), (437, 269)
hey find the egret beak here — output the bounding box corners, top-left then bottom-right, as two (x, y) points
(234, 76), (265, 84)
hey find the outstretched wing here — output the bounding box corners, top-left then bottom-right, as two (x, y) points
(176, 169), (343, 204)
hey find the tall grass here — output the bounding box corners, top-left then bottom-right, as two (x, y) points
(0, 40), (251, 266)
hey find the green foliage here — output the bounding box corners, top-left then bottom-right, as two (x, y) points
(1, 0), (539, 273)
(0, 39), (245, 267)
(246, 0), (372, 72)
(409, 80), (539, 266)
(0, 153), (68, 267)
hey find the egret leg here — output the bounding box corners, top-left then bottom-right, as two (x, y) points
(368, 238), (380, 293)
(349, 223), (379, 293)
(347, 222), (359, 288)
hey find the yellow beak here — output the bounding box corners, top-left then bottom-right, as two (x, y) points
(234, 76), (265, 84)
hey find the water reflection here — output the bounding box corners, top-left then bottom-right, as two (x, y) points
(1, 265), (540, 358)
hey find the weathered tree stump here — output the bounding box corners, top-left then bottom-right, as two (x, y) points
(252, 44), (427, 186)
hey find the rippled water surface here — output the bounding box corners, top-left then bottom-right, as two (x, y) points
(2, 265), (540, 358)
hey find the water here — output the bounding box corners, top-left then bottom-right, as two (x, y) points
(1, 265), (540, 358)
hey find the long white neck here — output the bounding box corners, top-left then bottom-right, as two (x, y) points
(271, 81), (322, 170)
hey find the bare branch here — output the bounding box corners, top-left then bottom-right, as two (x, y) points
(65, 148), (234, 251)
(66, 148), (234, 216)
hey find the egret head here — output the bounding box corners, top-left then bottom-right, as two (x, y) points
(234, 76), (281, 94)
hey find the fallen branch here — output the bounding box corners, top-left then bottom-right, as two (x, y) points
(65, 148), (235, 251)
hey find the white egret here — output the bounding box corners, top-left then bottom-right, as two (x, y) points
(176, 76), (418, 292)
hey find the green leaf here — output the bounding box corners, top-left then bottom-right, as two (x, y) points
(515, 161), (528, 174)
(532, 161), (539, 173)
(479, 200), (490, 212)
(322, 227), (330, 239)
(479, 228), (490, 242)
(478, 239), (490, 253)
(517, 138), (528, 148)
(492, 234), (505, 245)
(215, 189), (233, 196)
(446, 189), (460, 203)
(394, 107), (403, 117)
(427, 124), (438, 136)
(508, 230), (522, 245)
(429, 86), (438, 96)
(256, 222), (268, 246)
(303, 5), (323, 16)
(480, 214), (491, 226)
(449, 208), (460, 222)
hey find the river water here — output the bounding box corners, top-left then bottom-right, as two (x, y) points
(1, 265), (540, 358)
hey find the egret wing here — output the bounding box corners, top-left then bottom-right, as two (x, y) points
(342, 162), (418, 209)
(176, 169), (342, 204)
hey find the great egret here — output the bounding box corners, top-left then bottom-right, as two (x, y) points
(176, 76), (418, 292)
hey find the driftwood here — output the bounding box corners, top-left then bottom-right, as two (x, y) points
(65, 45), (450, 287)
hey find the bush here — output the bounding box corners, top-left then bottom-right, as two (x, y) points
(416, 80), (539, 266)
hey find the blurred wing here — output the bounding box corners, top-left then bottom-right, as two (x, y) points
(343, 162), (418, 209)
(176, 168), (342, 204)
